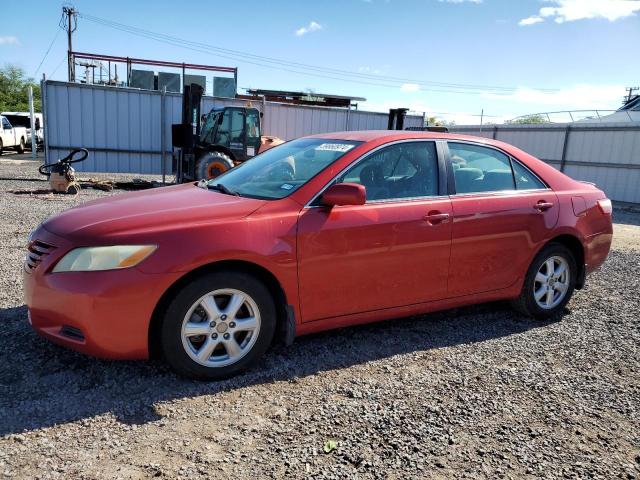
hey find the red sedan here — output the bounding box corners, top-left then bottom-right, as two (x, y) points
(24, 131), (613, 379)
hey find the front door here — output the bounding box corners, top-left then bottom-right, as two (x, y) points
(446, 141), (559, 297)
(297, 141), (453, 322)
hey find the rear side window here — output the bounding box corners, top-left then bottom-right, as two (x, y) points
(449, 143), (515, 194)
(512, 160), (546, 190)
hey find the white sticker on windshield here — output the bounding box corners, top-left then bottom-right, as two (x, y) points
(315, 143), (355, 153)
(280, 183), (294, 190)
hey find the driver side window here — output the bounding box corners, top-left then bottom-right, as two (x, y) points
(339, 142), (438, 202)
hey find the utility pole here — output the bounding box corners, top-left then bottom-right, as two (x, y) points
(63, 6), (77, 82)
(624, 86), (639, 105)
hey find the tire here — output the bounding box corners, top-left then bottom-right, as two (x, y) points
(511, 243), (577, 319)
(16, 138), (25, 154)
(195, 151), (234, 180)
(0, 139), (3, 156)
(159, 271), (277, 380)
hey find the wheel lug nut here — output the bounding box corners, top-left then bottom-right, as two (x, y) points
(229, 322), (236, 328)
(223, 333), (230, 340)
(211, 333), (217, 339)
(210, 321), (216, 327)
(221, 314), (227, 321)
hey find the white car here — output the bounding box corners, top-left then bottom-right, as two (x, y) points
(0, 115), (29, 155)
(1, 112), (43, 148)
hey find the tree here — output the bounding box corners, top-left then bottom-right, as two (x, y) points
(0, 64), (41, 112)
(509, 114), (549, 125)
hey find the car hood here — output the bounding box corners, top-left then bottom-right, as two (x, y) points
(42, 183), (267, 241)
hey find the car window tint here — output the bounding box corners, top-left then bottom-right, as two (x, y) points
(449, 143), (515, 194)
(339, 142), (438, 201)
(512, 159), (546, 190)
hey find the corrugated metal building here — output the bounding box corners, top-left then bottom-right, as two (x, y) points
(42, 80), (423, 175)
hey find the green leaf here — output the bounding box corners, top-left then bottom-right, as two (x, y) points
(323, 439), (337, 453)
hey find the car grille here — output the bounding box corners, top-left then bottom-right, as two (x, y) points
(24, 240), (56, 273)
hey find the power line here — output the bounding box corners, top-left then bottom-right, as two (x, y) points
(49, 55), (67, 78)
(33, 26), (63, 77)
(77, 12), (559, 95)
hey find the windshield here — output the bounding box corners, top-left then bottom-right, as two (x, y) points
(200, 110), (222, 144)
(208, 138), (362, 199)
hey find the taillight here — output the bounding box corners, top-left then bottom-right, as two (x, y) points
(597, 199), (612, 215)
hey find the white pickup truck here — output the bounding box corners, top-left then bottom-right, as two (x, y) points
(1, 112), (44, 149)
(0, 115), (29, 155)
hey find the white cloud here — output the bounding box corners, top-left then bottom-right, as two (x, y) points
(295, 21), (323, 37)
(0, 36), (19, 46)
(519, 0), (640, 25)
(437, 0), (482, 3)
(519, 16), (544, 26)
(400, 83), (420, 92)
(482, 84), (625, 110)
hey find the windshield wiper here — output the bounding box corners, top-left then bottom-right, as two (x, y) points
(207, 182), (239, 196)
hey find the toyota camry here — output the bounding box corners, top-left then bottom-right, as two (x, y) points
(23, 131), (613, 379)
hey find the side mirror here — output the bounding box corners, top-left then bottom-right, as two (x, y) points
(321, 183), (366, 206)
(35, 118), (41, 130)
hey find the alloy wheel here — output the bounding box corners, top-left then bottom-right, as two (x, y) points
(181, 288), (261, 367)
(533, 256), (570, 310)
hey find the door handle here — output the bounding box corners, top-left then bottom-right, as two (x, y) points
(423, 212), (450, 225)
(534, 201), (554, 212)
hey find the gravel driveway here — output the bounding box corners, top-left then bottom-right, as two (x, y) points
(0, 158), (638, 479)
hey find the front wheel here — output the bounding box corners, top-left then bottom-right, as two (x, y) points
(195, 151), (234, 180)
(16, 138), (25, 154)
(511, 243), (577, 319)
(159, 271), (276, 380)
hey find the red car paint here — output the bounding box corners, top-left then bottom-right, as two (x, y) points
(23, 131), (613, 359)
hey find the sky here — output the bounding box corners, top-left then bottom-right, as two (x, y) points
(1, 0), (639, 124)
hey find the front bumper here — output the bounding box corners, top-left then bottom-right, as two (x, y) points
(23, 227), (182, 360)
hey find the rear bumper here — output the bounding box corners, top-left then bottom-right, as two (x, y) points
(584, 230), (613, 275)
(23, 228), (181, 360)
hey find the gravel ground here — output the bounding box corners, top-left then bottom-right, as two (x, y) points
(0, 158), (638, 479)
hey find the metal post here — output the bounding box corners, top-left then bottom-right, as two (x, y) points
(559, 125), (571, 172)
(479, 109), (484, 134)
(492, 125), (498, 140)
(233, 68), (238, 97)
(345, 105), (350, 131)
(28, 86), (36, 159)
(160, 86), (167, 184)
(41, 75), (49, 164)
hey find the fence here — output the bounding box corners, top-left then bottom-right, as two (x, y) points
(450, 123), (640, 204)
(42, 80), (423, 176)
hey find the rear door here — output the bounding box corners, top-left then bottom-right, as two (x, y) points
(446, 141), (559, 297)
(297, 140), (453, 322)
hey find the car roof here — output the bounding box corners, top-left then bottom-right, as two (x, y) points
(307, 129), (496, 144)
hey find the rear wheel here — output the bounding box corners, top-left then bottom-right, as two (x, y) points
(511, 243), (576, 318)
(16, 138), (25, 154)
(160, 271), (276, 380)
(0, 139), (3, 155)
(195, 151), (234, 180)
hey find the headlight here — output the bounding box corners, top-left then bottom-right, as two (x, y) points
(52, 245), (157, 272)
